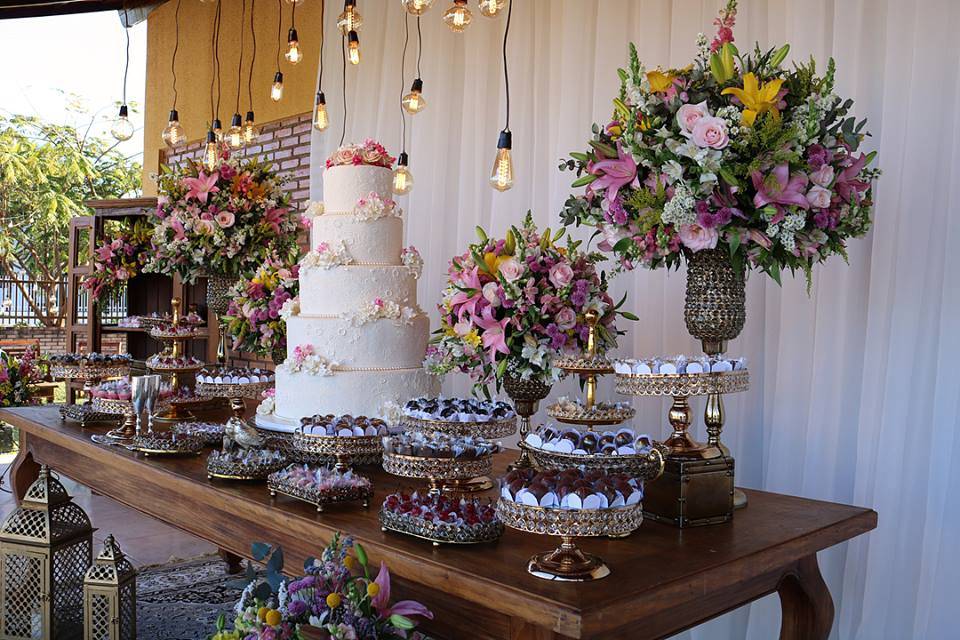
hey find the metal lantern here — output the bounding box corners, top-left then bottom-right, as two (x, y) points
(83, 536), (136, 640)
(0, 466), (94, 640)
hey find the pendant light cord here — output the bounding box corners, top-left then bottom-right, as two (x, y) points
(340, 35), (347, 146)
(416, 16), (422, 78)
(502, 0), (512, 131)
(275, 0), (282, 72)
(400, 14), (409, 154)
(214, 0), (222, 118)
(122, 7), (130, 105)
(236, 0), (246, 113)
(291, 0), (296, 29)
(248, 0), (256, 110)
(171, 0), (180, 109)
(318, 0), (324, 88)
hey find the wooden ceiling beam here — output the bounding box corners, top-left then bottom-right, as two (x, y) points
(0, 1), (166, 21)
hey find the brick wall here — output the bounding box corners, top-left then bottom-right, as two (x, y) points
(0, 326), (126, 355)
(160, 112), (314, 371)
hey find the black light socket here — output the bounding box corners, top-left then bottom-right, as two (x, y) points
(206, 130), (216, 144)
(212, 118), (223, 132)
(316, 91), (327, 105)
(398, 152), (409, 167)
(497, 130), (512, 150)
(410, 78), (423, 93)
(287, 27), (299, 44)
(344, 0), (356, 7)
(168, 109), (180, 123)
(348, 30), (359, 46)
(118, 104), (129, 118)
(230, 113), (242, 127)
(273, 71), (284, 84)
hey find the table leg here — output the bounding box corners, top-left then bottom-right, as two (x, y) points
(219, 548), (245, 575)
(9, 430), (40, 504)
(778, 554), (834, 640)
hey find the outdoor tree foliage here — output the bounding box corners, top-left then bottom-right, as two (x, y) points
(0, 106), (141, 325)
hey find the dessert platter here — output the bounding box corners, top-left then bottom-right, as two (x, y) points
(196, 366), (276, 400)
(88, 378), (176, 415)
(127, 430), (205, 457)
(48, 352), (131, 382)
(400, 397), (517, 439)
(149, 321), (208, 340)
(381, 432), (500, 496)
(207, 448), (288, 481)
(496, 468), (646, 581)
(292, 414), (387, 471)
(268, 464), (374, 513)
(256, 141), (438, 432)
(521, 425), (665, 477)
(379, 491), (503, 546)
(172, 421), (226, 446)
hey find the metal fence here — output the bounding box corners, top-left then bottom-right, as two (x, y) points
(0, 278), (126, 326)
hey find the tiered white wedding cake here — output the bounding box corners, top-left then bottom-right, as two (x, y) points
(259, 140), (438, 427)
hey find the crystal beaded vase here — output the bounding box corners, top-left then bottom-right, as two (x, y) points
(683, 248), (746, 355)
(503, 376), (552, 471)
(204, 274), (236, 316)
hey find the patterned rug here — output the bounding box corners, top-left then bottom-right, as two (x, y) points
(138, 555), (245, 640)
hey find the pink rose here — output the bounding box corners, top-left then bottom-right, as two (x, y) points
(498, 258), (523, 282)
(555, 307), (577, 330)
(809, 165), (835, 187)
(679, 223), (719, 252)
(548, 262), (575, 289)
(215, 211), (235, 228)
(195, 219), (215, 236)
(676, 101), (709, 135)
(482, 281), (501, 307)
(805, 185), (832, 209)
(691, 116), (729, 149)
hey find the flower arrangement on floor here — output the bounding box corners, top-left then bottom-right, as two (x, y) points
(147, 150), (301, 283)
(211, 534), (432, 640)
(0, 349), (44, 407)
(425, 213), (628, 393)
(224, 251), (301, 360)
(81, 218), (152, 302)
(559, 0), (878, 286)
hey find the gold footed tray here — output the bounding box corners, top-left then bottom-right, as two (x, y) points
(59, 404), (120, 427)
(495, 499), (644, 582)
(554, 355), (614, 376)
(614, 369), (749, 397)
(399, 415), (517, 440)
(267, 474), (373, 513)
(91, 396), (173, 416)
(173, 421), (226, 446)
(206, 454), (288, 481)
(50, 362), (129, 381)
(149, 327), (209, 341)
(545, 402), (635, 426)
(379, 508), (503, 547)
(196, 380), (273, 400)
(382, 452), (493, 495)
(146, 362), (205, 375)
(520, 442), (667, 479)
(291, 430), (383, 472)
(128, 433), (204, 456)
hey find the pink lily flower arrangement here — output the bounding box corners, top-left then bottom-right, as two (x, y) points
(147, 147), (301, 283)
(560, 0), (878, 287)
(426, 213), (629, 393)
(81, 218), (152, 302)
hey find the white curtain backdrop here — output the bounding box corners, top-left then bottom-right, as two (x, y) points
(307, 1), (960, 638)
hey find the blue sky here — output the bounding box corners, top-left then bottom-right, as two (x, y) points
(0, 11), (147, 161)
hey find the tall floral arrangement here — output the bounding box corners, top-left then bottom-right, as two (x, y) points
(81, 219), (152, 302)
(147, 150), (300, 283)
(211, 533), (431, 640)
(559, 0), (878, 286)
(425, 213), (628, 393)
(223, 250), (301, 359)
(0, 349), (43, 407)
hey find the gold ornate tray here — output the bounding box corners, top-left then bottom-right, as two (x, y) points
(554, 355), (614, 375)
(379, 508), (503, 547)
(291, 430), (383, 471)
(381, 452), (493, 483)
(196, 380), (273, 400)
(173, 421), (226, 446)
(545, 402), (635, 426)
(146, 361), (205, 374)
(399, 415), (517, 439)
(59, 404), (120, 427)
(50, 362), (129, 381)
(128, 433), (204, 456)
(520, 442), (666, 479)
(91, 396), (173, 416)
(267, 474), (373, 513)
(149, 327), (209, 341)
(206, 453), (288, 481)
(615, 369), (749, 397)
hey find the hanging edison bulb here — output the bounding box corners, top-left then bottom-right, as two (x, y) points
(212, 118), (224, 141)
(161, 109), (186, 148)
(348, 31), (361, 65)
(313, 92), (329, 131)
(285, 28), (303, 64)
(443, 0), (472, 32)
(478, 0), (505, 17)
(242, 111), (259, 144)
(226, 113), (244, 149)
(490, 130), (514, 191)
(401, 78), (426, 115)
(401, 0), (434, 16)
(393, 152), (414, 195)
(271, 71), (284, 101)
(337, 0), (362, 35)
(110, 105), (134, 142)
(203, 130), (219, 171)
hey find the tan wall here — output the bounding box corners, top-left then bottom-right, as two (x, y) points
(144, 0), (323, 193)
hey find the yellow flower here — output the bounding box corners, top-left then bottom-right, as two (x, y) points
(646, 69), (674, 93)
(483, 252), (510, 275)
(366, 582), (380, 598)
(463, 330), (481, 349)
(257, 606), (270, 622)
(721, 72), (784, 127)
(264, 610), (282, 627)
(326, 592), (342, 609)
(343, 555), (356, 570)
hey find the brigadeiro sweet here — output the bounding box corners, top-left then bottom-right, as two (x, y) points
(500, 467), (643, 511)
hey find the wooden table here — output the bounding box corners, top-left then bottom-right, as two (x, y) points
(1, 405), (877, 640)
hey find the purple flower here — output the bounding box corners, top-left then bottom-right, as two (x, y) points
(696, 201), (736, 229)
(806, 144), (830, 170)
(607, 198), (630, 226)
(588, 142), (640, 202)
(546, 323), (567, 350)
(751, 164), (809, 220)
(286, 600), (307, 617)
(834, 152), (870, 204)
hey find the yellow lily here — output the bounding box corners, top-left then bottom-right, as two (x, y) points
(721, 72), (784, 127)
(483, 251), (510, 275)
(646, 69), (675, 93)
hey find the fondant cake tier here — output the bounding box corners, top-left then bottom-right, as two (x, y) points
(298, 264), (418, 316)
(322, 164), (393, 212)
(285, 313), (430, 369)
(274, 367), (438, 422)
(309, 215), (403, 264)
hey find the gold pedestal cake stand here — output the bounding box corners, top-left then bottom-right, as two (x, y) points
(291, 428), (383, 474)
(52, 360), (130, 434)
(382, 452), (493, 496)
